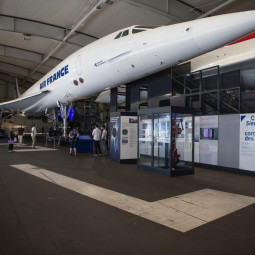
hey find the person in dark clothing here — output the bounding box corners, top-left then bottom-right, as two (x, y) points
(69, 126), (79, 156)
(8, 127), (15, 152)
(92, 124), (101, 156)
(17, 124), (24, 146)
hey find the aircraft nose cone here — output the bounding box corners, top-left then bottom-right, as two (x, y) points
(192, 11), (255, 51)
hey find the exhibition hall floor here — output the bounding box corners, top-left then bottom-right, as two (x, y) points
(1, 139), (255, 255)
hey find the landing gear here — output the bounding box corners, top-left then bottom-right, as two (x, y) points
(57, 101), (72, 138)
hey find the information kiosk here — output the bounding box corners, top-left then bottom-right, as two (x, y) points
(110, 112), (138, 163)
(137, 106), (194, 176)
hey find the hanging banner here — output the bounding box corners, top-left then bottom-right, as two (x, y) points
(110, 116), (120, 160)
(239, 114), (255, 171)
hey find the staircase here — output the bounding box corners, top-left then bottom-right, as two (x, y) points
(171, 66), (248, 115)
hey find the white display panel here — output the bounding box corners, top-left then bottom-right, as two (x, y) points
(199, 115), (218, 165)
(194, 116), (200, 163)
(139, 118), (152, 156)
(199, 140), (218, 165)
(175, 116), (193, 162)
(239, 113), (255, 171)
(120, 116), (138, 160)
(184, 117), (192, 162)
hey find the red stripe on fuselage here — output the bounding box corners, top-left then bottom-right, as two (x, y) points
(228, 31), (255, 45)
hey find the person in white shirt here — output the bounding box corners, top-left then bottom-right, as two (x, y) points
(101, 125), (107, 154)
(31, 124), (37, 149)
(92, 124), (101, 156)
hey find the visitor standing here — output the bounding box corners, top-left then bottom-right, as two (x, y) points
(69, 126), (79, 156)
(17, 124), (24, 146)
(31, 124), (37, 148)
(92, 124), (101, 156)
(101, 125), (107, 155)
(8, 127), (15, 152)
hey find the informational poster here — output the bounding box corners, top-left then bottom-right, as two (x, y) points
(139, 118), (153, 156)
(184, 116), (192, 162)
(199, 115), (218, 165)
(239, 114), (255, 171)
(120, 116), (137, 159)
(110, 116), (120, 160)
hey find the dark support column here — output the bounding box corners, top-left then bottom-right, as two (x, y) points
(217, 66), (220, 113)
(199, 70), (203, 113)
(125, 85), (131, 112)
(110, 88), (118, 113)
(0, 109), (2, 129)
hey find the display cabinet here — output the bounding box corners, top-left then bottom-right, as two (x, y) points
(137, 106), (194, 176)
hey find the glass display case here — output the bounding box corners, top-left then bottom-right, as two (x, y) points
(137, 106), (194, 176)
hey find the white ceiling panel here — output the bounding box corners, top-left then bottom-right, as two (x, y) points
(182, 0), (225, 13)
(0, 56), (36, 70)
(180, 0), (255, 15)
(52, 44), (81, 60)
(81, 1), (171, 37)
(0, 56), (52, 77)
(0, 61), (29, 77)
(36, 65), (52, 75)
(0, 0), (95, 28)
(0, 31), (58, 55)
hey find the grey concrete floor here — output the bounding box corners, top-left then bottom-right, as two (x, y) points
(0, 138), (255, 255)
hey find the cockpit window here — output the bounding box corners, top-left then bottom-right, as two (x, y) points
(132, 29), (146, 34)
(122, 30), (129, 37)
(115, 26), (160, 39)
(114, 32), (122, 39)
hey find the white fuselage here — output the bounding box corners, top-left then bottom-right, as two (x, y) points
(189, 36), (255, 72)
(6, 11), (255, 113)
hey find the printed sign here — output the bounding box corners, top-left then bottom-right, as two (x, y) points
(239, 114), (255, 171)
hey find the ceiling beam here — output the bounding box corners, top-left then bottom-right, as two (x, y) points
(0, 61), (43, 81)
(196, 0), (238, 19)
(0, 15), (98, 47)
(0, 44), (61, 67)
(0, 72), (33, 88)
(120, 0), (183, 22)
(175, 0), (203, 16)
(119, 0), (199, 23)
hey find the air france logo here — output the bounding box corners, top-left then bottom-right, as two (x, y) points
(40, 65), (69, 89)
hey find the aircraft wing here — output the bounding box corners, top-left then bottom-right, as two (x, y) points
(0, 90), (50, 113)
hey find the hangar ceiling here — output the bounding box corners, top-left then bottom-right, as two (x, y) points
(0, 0), (255, 102)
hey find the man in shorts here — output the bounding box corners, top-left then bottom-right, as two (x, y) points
(69, 126), (79, 156)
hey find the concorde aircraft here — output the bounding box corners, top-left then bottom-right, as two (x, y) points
(95, 31), (255, 104)
(1, 11), (255, 115)
(188, 32), (255, 72)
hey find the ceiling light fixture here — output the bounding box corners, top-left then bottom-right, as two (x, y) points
(23, 33), (31, 41)
(104, 0), (115, 4)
